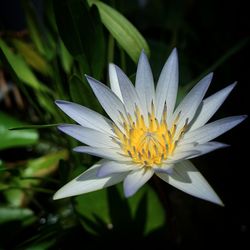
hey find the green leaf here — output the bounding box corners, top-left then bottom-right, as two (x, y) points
(75, 183), (165, 236)
(0, 207), (35, 224)
(53, 0), (105, 78)
(9, 124), (59, 130)
(59, 40), (73, 74)
(69, 75), (102, 111)
(0, 39), (51, 93)
(127, 184), (165, 235)
(23, 149), (69, 178)
(11, 39), (52, 76)
(75, 188), (110, 235)
(0, 112), (38, 150)
(21, 0), (46, 56)
(90, 1), (150, 63)
(3, 150), (68, 207)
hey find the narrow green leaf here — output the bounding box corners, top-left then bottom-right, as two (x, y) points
(59, 40), (73, 74)
(12, 39), (52, 76)
(21, 0), (46, 55)
(90, 1), (150, 63)
(0, 112), (38, 150)
(0, 39), (51, 93)
(9, 124), (59, 131)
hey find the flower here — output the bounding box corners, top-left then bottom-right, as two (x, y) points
(53, 49), (246, 205)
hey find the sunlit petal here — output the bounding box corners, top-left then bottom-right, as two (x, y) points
(113, 64), (142, 117)
(156, 48), (178, 121)
(58, 124), (116, 148)
(156, 160), (223, 205)
(109, 63), (123, 102)
(53, 160), (126, 200)
(135, 50), (155, 114)
(86, 75), (126, 129)
(73, 146), (128, 162)
(97, 160), (136, 177)
(172, 73), (212, 130)
(55, 100), (114, 135)
(181, 115), (246, 144)
(123, 168), (154, 197)
(190, 83), (236, 130)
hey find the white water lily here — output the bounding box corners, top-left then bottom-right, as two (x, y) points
(53, 49), (246, 205)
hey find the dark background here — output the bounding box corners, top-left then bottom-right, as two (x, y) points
(1, 0), (249, 248)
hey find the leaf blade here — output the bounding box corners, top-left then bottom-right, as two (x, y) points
(92, 1), (150, 63)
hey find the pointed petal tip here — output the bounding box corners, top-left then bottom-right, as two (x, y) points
(55, 99), (69, 106)
(218, 200), (225, 207)
(231, 81), (237, 88)
(210, 195), (224, 207)
(52, 193), (60, 200)
(57, 124), (68, 130)
(123, 186), (134, 198)
(53, 190), (68, 200)
(203, 72), (214, 81)
(241, 114), (248, 120)
(170, 47), (178, 57)
(73, 146), (79, 152)
(109, 62), (116, 68)
(84, 74), (92, 80)
(235, 115), (248, 124)
(85, 75), (96, 83)
(140, 48), (147, 57)
(223, 81), (237, 93)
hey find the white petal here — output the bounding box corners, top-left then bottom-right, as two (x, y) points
(156, 48), (178, 121)
(172, 73), (213, 131)
(58, 124), (116, 148)
(186, 141), (229, 159)
(113, 65), (142, 117)
(123, 168), (154, 197)
(53, 160), (126, 200)
(109, 64), (123, 102)
(153, 163), (174, 175)
(190, 83), (236, 130)
(55, 100), (114, 135)
(85, 75), (126, 128)
(167, 150), (200, 163)
(156, 160), (223, 205)
(181, 115), (247, 145)
(97, 161), (136, 177)
(135, 51), (155, 114)
(74, 146), (129, 162)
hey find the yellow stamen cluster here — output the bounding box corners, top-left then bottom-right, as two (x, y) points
(113, 102), (188, 167)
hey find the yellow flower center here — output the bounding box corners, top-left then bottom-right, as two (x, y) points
(113, 102), (188, 167)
